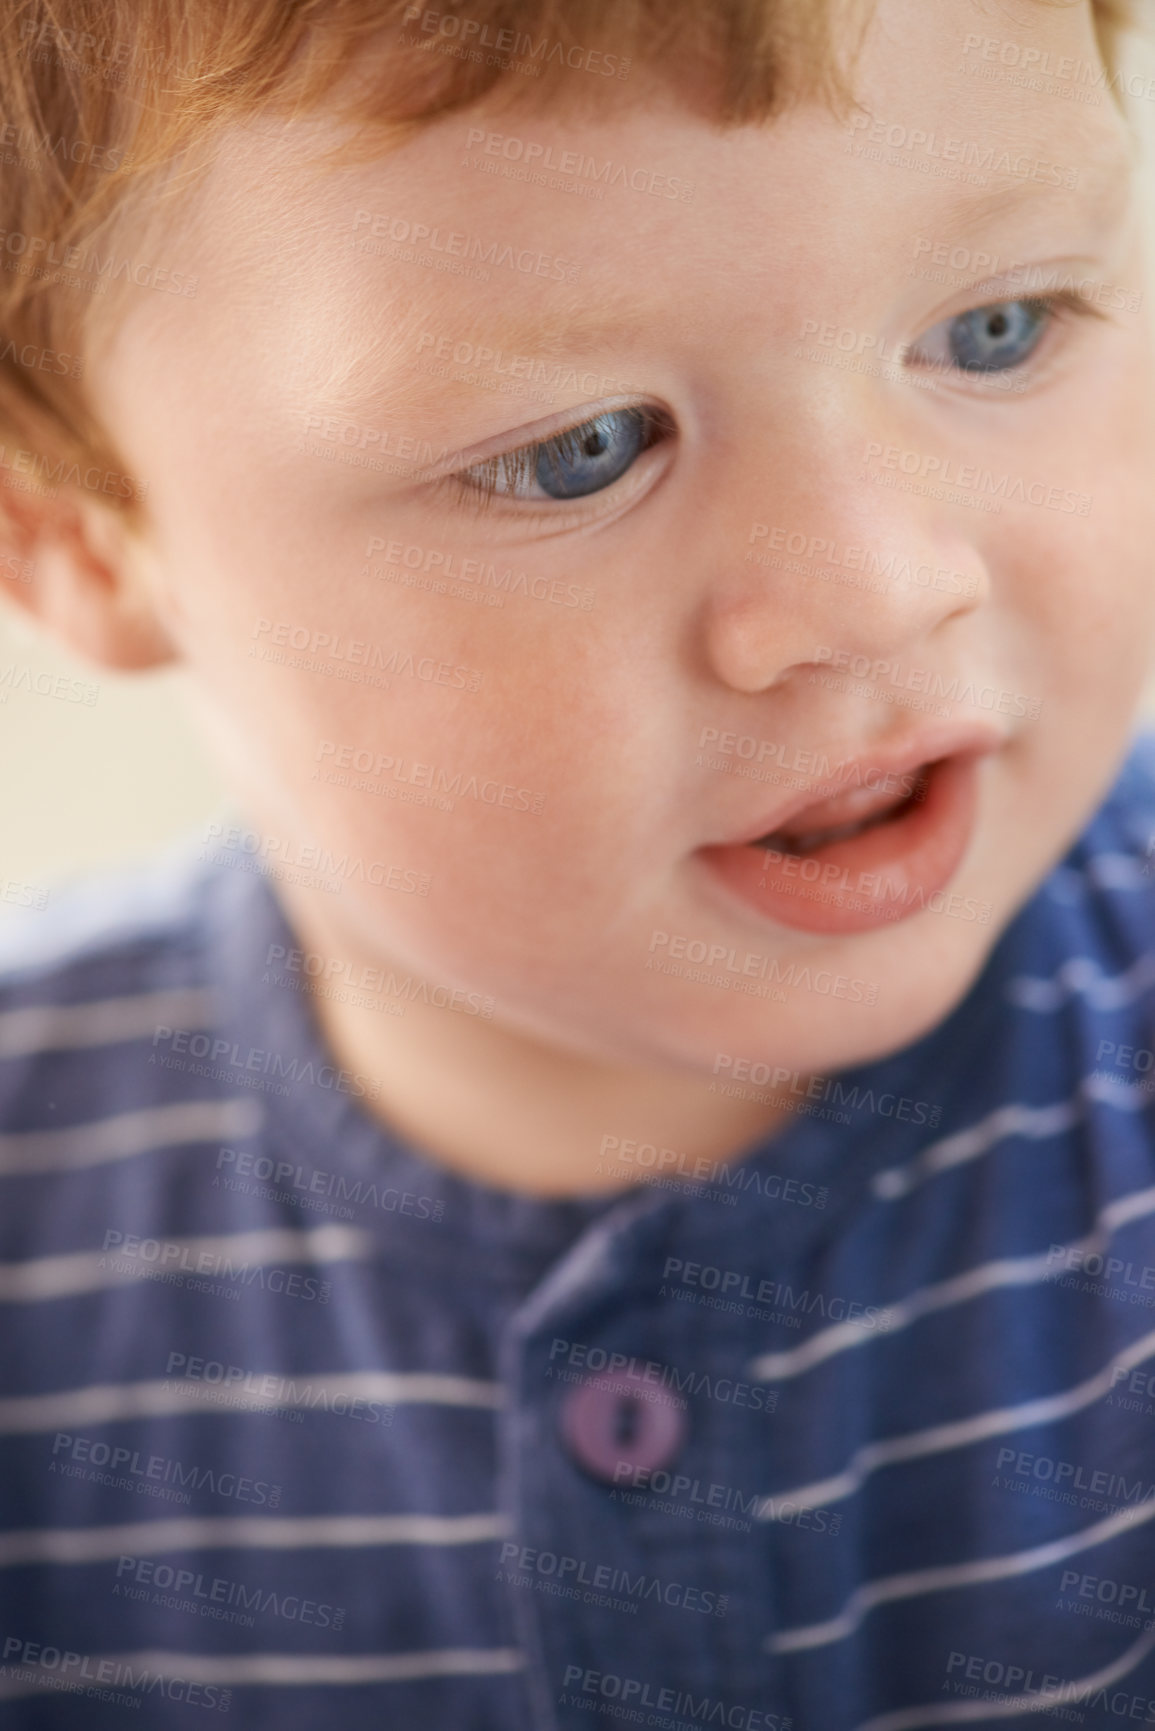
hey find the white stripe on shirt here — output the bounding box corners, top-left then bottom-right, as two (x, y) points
(1006, 949), (1155, 1012)
(0, 1645), (525, 1694)
(851, 1619), (1155, 1730)
(767, 1493), (1155, 1653)
(0, 990), (218, 1058)
(0, 1099), (261, 1173)
(0, 1225), (372, 1304)
(0, 1368), (502, 1434)
(749, 1182), (1155, 1383)
(757, 1322), (1155, 1514)
(1080, 853), (1153, 891)
(872, 1067), (1152, 1202)
(0, 1511), (509, 1567)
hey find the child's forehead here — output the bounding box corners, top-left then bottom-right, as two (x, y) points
(102, 0), (1131, 384)
(200, 54), (1131, 273)
(209, 0), (1116, 210)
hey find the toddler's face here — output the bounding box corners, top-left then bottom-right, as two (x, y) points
(96, 0), (1155, 1079)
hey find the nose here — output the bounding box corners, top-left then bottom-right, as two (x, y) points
(696, 416), (988, 697)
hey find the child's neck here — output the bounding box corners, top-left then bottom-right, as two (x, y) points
(273, 887), (796, 1198)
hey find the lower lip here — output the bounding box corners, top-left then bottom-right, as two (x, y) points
(697, 753), (983, 936)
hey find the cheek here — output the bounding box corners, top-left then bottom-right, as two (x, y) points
(999, 381), (1155, 709)
(1035, 509), (1155, 701)
(187, 536), (671, 965)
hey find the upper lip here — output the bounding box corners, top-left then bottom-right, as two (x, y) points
(705, 720), (1006, 849)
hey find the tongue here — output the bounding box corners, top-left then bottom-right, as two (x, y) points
(770, 774), (921, 846)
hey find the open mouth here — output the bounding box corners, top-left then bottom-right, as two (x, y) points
(697, 748), (991, 937)
(753, 767), (931, 857)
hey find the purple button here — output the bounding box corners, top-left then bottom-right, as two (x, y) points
(559, 1365), (689, 1483)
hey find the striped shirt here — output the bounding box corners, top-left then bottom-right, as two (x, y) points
(3, 739), (1155, 1730)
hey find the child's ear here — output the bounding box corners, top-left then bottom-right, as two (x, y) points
(0, 483), (178, 673)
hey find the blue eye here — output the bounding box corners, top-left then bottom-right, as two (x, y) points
(910, 298), (1052, 376)
(948, 300), (1050, 372)
(459, 406), (669, 504)
(535, 409), (647, 498)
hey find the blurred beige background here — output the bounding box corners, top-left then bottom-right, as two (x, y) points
(0, 609), (226, 906)
(2, 20), (1155, 915)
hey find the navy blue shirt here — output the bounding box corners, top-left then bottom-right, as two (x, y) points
(4, 740), (1155, 1729)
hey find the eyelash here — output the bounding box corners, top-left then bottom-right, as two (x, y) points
(908, 288), (1108, 378)
(446, 405), (675, 514)
(441, 290), (1108, 511)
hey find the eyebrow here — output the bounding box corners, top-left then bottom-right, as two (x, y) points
(322, 133), (1136, 425)
(928, 137), (1135, 248)
(319, 282), (653, 426)
(412, 288), (653, 373)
